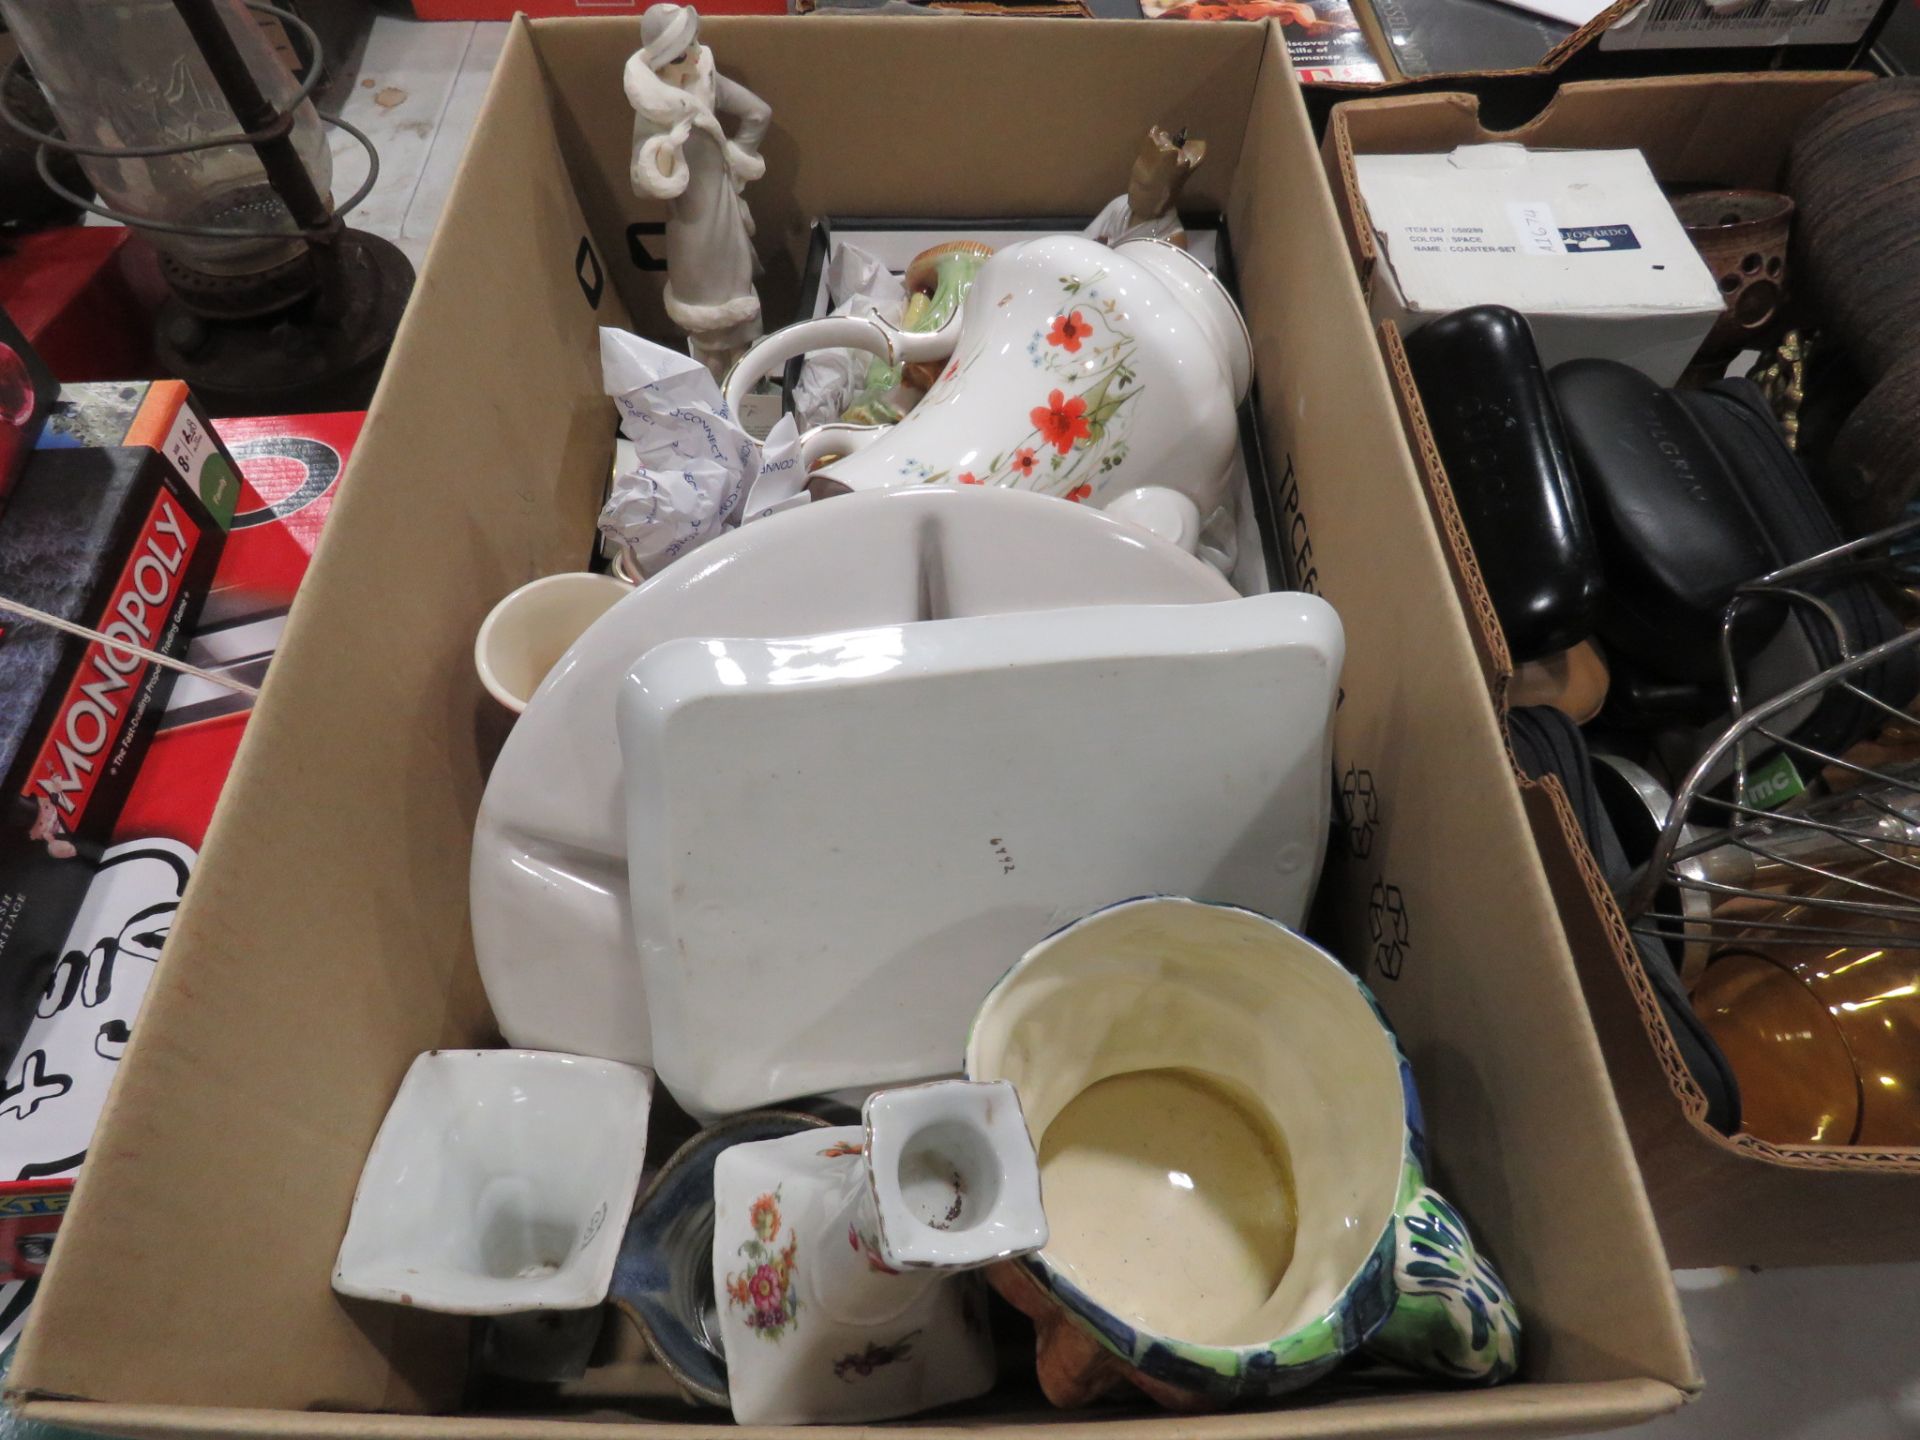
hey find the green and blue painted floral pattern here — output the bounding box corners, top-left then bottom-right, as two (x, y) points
(1370, 1173), (1522, 1384)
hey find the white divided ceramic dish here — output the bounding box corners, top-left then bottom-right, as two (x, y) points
(618, 589), (1344, 1118)
(332, 1050), (653, 1314)
(470, 487), (1236, 1072)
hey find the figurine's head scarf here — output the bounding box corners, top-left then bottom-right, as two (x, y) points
(640, 3), (700, 71)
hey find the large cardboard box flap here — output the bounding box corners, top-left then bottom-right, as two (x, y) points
(14, 18), (1695, 1437)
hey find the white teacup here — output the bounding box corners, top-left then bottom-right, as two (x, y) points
(333, 1049), (653, 1314)
(475, 572), (632, 713)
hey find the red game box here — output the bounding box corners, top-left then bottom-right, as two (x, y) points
(0, 446), (225, 1071)
(0, 413), (358, 1310)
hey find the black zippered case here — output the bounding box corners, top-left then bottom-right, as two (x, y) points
(1552, 358), (1918, 788)
(1665, 377), (1919, 789)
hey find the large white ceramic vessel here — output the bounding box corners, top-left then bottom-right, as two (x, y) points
(724, 234), (1253, 542)
(470, 488), (1238, 1077)
(333, 1050), (653, 1315)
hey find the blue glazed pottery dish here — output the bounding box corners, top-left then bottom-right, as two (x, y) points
(607, 1109), (830, 1405)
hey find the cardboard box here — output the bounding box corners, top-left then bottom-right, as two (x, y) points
(1324, 72), (1920, 1269)
(1351, 144), (1723, 385)
(10, 18), (1697, 1437)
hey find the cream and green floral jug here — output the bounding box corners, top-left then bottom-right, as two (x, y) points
(967, 896), (1523, 1408)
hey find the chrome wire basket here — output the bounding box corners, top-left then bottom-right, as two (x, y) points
(1620, 516), (1920, 959)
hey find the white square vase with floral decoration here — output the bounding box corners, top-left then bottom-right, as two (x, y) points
(710, 1079), (1047, 1425)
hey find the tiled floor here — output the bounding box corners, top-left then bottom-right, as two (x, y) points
(330, 15), (511, 273)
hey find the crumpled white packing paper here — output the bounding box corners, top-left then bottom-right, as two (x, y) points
(598, 328), (803, 576)
(791, 242), (908, 429)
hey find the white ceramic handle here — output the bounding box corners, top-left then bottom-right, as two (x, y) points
(1103, 486), (1202, 556)
(723, 314), (958, 418)
(800, 422), (889, 470)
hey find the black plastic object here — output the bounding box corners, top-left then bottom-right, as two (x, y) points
(1598, 668), (1728, 732)
(1507, 706), (1741, 1136)
(1670, 378), (1920, 778)
(1403, 306), (1600, 663)
(1552, 358), (1784, 684)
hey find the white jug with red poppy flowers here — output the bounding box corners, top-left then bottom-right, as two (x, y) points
(723, 234), (1252, 558)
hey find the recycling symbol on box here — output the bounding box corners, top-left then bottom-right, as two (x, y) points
(1368, 879), (1409, 981)
(1341, 764), (1379, 859)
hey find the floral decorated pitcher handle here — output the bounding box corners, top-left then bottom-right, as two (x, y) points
(723, 313), (959, 420)
(1365, 1178), (1522, 1385)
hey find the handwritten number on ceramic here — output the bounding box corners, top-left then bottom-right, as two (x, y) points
(580, 1200), (609, 1251)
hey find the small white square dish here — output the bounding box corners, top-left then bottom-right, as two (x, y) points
(333, 1049), (653, 1315)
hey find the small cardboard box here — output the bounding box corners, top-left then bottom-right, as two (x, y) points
(1351, 144), (1723, 384)
(10, 18), (1696, 1438)
(1324, 72), (1920, 1270)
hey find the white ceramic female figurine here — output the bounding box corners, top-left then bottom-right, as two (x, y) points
(624, 6), (770, 380)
